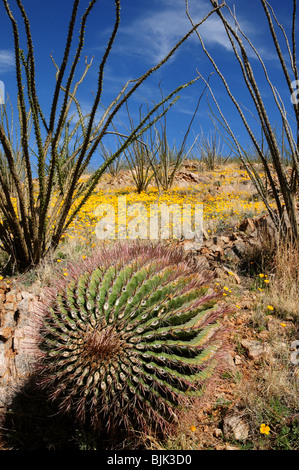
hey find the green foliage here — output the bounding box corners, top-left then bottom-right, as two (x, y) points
(188, 0), (299, 239)
(99, 142), (124, 178)
(256, 397), (299, 450)
(36, 243), (226, 433)
(0, 0), (219, 272)
(198, 129), (224, 171)
(147, 85), (202, 191)
(123, 139), (154, 193)
(274, 420), (299, 450)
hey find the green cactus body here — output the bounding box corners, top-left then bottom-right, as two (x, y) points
(37, 243), (226, 432)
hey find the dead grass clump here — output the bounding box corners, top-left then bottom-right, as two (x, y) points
(266, 241), (299, 322)
(238, 231), (277, 277)
(235, 360), (299, 450)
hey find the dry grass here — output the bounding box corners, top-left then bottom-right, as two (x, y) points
(228, 238), (299, 450)
(265, 241), (299, 322)
(1, 162), (298, 450)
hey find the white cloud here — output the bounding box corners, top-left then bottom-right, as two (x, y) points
(117, 1), (238, 64)
(0, 50), (14, 72)
(114, 0), (273, 66)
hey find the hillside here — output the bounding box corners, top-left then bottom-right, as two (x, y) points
(0, 162), (298, 450)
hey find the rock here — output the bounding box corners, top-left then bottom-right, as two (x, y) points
(213, 267), (229, 280)
(183, 162), (201, 171)
(20, 291), (36, 301)
(5, 290), (17, 303)
(200, 246), (210, 255)
(204, 239), (215, 249)
(3, 302), (16, 312)
(241, 339), (271, 361)
(232, 241), (247, 257)
(223, 413), (249, 441)
(230, 232), (239, 241)
(223, 248), (240, 263)
(239, 218), (256, 235)
(0, 286), (40, 410)
(222, 352), (235, 370)
(213, 428), (223, 438)
(258, 330), (270, 340)
(0, 326), (13, 342)
(210, 244), (224, 256)
(234, 355), (243, 365)
(219, 235), (230, 244)
(175, 171), (207, 184)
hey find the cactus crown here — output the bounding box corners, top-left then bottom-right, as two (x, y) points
(37, 242), (226, 432)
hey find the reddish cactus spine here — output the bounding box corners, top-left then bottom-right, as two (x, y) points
(36, 242), (227, 432)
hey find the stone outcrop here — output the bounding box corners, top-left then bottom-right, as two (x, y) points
(0, 281), (41, 411)
(182, 212), (281, 276)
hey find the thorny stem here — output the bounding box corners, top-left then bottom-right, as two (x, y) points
(0, 0), (223, 270)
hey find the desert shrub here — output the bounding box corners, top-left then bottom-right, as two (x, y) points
(0, 0), (220, 272)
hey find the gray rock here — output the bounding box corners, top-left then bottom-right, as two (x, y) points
(0, 288), (40, 410)
(232, 241), (247, 257)
(223, 413), (249, 441)
(241, 339), (271, 361)
(223, 248), (240, 263)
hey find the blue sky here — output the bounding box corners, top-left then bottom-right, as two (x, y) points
(0, 0), (297, 166)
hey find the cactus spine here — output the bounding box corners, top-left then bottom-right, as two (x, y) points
(36, 243), (226, 432)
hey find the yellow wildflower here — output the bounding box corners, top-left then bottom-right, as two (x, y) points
(190, 425), (196, 432)
(260, 423), (270, 435)
(267, 305), (274, 311)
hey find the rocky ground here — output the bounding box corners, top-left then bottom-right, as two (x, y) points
(0, 164), (298, 450)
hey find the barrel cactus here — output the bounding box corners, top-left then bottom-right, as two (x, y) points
(35, 242), (227, 432)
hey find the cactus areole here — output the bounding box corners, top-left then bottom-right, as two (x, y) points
(37, 242), (225, 432)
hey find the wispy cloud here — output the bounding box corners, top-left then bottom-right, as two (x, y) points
(111, 0), (273, 66)
(115, 1), (236, 64)
(0, 50), (15, 73)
